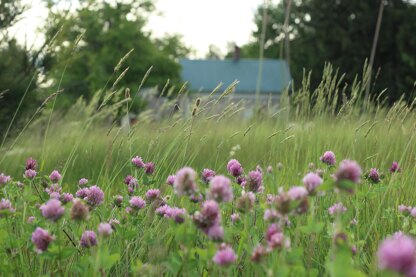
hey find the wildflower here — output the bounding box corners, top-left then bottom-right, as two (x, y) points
(328, 202), (347, 216)
(264, 209), (279, 221)
(213, 244), (237, 266)
(207, 224), (224, 241)
(164, 206), (186, 223)
(230, 213), (240, 223)
(28, 216), (36, 223)
(266, 224), (289, 249)
(368, 168), (381, 183)
(288, 186), (308, 200)
(85, 185), (104, 207)
(235, 175), (246, 187)
(155, 205), (169, 216)
(70, 199), (89, 221)
(166, 175), (175, 186)
(60, 193), (74, 204)
(132, 156), (145, 168)
(31, 227), (54, 253)
(79, 178), (89, 187)
(227, 159), (243, 177)
(193, 200), (221, 230)
(189, 192), (203, 203)
(76, 187), (89, 199)
(174, 167), (198, 196)
(49, 192), (60, 199)
(80, 230), (97, 248)
(303, 172), (323, 193)
(24, 169), (37, 179)
(247, 170), (263, 193)
(40, 199), (65, 222)
(377, 232), (416, 276)
(124, 175), (134, 185)
(273, 190), (291, 215)
(308, 162), (316, 170)
(113, 195), (123, 207)
(98, 223), (113, 237)
(256, 165), (263, 173)
(207, 175), (233, 202)
(0, 173), (11, 186)
(276, 162), (283, 170)
(144, 162), (155, 175)
(320, 151), (336, 166)
(0, 198), (15, 216)
(16, 181), (23, 188)
(411, 208), (416, 218)
(49, 170), (62, 182)
(399, 205), (412, 214)
(129, 196), (146, 209)
(251, 245), (267, 262)
(267, 165), (273, 173)
(25, 157), (37, 170)
(109, 219), (120, 228)
(390, 161), (401, 173)
(201, 168), (216, 184)
(145, 189), (161, 201)
(335, 159), (362, 184)
(45, 183), (62, 195)
(236, 191), (256, 213)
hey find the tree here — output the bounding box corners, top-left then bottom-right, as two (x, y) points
(239, 0), (416, 103)
(0, 1), (39, 137)
(42, 0), (186, 109)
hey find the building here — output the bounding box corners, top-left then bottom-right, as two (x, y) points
(179, 58), (291, 102)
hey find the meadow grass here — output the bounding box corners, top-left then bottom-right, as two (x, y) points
(1, 65), (416, 276)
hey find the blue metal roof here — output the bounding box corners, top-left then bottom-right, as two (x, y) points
(179, 59), (291, 94)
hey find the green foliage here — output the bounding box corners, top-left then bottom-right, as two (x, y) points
(239, 0), (416, 103)
(42, 0), (185, 109)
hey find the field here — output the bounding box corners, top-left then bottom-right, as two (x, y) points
(1, 77), (416, 276)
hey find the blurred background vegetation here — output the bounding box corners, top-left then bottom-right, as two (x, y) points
(1, 0), (416, 137)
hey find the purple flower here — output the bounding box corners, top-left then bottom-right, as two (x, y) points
(207, 175), (233, 202)
(235, 175), (246, 187)
(32, 227), (54, 253)
(80, 230), (97, 248)
(145, 189), (161, 200)
(25, 157), (37, 170)
(131, 156), (145, 168)
(335, 159), (362, 184)
(85, 185), (104, 207)
(231, 213), (240, 223)
(124, 175), (134, 185)
(411, 208), (416, 218)
(166, 175), (175, 186)
(0, 173), (11, 186)
(70, 199), (89, 221)
(129, 196), (146, 209)
(247, 170), (263, 193)
(40, 199), (65, 222)
(320, 151), (336, 166)
(213, 245), (237, 266)
(49, 170), (62, 182)
(399, 205), (411, 214)
(76, 187), (89, 199)
(193, 200), (221, 230)
(227, 159), (243, 177)
(287, 186), (308, 200)
(79, 178), (88, 186)
(251, 245), (267, 262)
(98, 223), (113, 237)
(303, 172), (323, 193)
(24, 169), (37, 179)
(28, 216), (36, 223)
(264, 209), (279, 221)
(328, 202), (347, 216)
(378, 232), (416, 275)
(207, 224), (224, 240)
(236, 191), (256, 213)
(201, 168), (216, 184)
(189, 192), (203, 203)
(60, 193), (74, 204)
(49, 192), (60, 199)
(113, 195), (123, 207)
(45, 183), (62, 195)
(390, 161), (401, 173)
(109, 219), (120, 228)
(0, 198), (15, 216)
(174, 167), (198, 196)
(164, 206), (186, 223)
(368, 168), (381, 183)
(144, 162), (155, 175)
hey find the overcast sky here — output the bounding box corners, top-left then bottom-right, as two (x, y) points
(10, 0), (277, 58)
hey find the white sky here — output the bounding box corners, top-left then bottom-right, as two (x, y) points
(9, 0), (276, 58)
